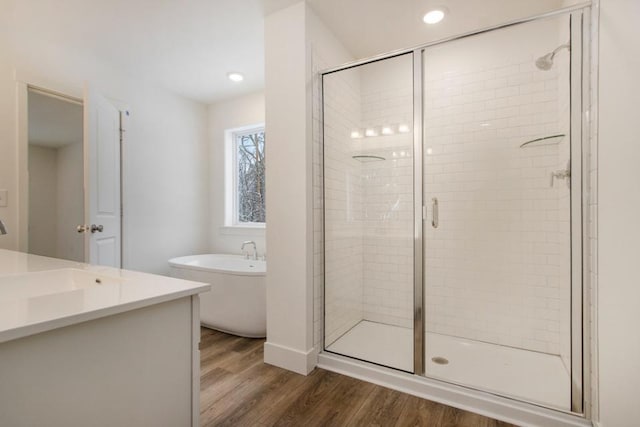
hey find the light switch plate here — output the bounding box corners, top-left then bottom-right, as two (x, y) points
(0, 189), (7, 207)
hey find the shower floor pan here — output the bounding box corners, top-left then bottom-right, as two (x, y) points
(326, 320), (570, 410)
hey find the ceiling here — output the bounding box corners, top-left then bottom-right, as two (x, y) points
(6, 0), (294, 105)
(28, 91), (83, 148)
(307, 0), (575, 59)
(6, 0), (579, 105)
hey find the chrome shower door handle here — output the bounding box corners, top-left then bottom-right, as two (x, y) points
(432, 197), (439, 228)
(550, 160), (571, 188)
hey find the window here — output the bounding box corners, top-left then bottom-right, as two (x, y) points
(225, 125), (265, 227)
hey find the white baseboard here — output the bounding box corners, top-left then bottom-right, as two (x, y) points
(318, 352), (593, 427)
(263, 341), (317, 375)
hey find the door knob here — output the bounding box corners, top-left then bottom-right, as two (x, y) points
(77, 225), (88, 233)
(90, 224), (104, 233)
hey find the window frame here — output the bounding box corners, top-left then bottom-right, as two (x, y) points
(224, 123), (266, 228)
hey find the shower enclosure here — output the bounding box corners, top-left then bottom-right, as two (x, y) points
(321, 6), (590, 416)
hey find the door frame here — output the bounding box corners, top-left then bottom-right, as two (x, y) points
(15, 73), (126, 266)
(412, 48), (425, 376)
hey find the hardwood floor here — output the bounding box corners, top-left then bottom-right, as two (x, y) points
(199, 328), (516, 427)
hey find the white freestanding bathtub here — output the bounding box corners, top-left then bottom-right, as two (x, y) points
(168, 254), (266, 338)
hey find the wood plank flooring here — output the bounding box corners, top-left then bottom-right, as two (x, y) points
(199, 327), (516, 427)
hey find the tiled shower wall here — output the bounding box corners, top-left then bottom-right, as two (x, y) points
(321, 60), (365, 346)
(312, 51), (326, 352)
(316, 15), (587, 364)
(359, 56), (415, 329)
(422, 18), (572, 355)
(322, 55), (416, 347)
(556, 41), (572, 371)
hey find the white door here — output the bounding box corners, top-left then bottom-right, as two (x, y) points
(83, 85), (121, 267)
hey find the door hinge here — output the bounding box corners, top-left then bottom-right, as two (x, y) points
(119, 110), (126, 143)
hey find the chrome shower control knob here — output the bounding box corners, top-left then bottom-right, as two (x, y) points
(90, 224), (104, 233)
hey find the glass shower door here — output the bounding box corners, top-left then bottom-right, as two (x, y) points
(421, 13), (577, 411)
(323, 53), (416, 372)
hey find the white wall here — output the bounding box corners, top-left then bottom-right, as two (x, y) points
(264, 2), (313, 374)
(597, 0), (640, 425)
(0, 3), (209, 274)
(264, 2), (354, 374)
(123, 88), (208, 274)
(27, 146), (58, 257)
(208, 91), (265, 256)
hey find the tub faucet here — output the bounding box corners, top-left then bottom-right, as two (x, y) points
(0, 219), (7, 235)
(241, 241), (257, 260)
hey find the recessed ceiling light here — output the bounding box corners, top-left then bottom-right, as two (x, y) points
(227, 72), (244, 82)
(423, 9), (446, 24)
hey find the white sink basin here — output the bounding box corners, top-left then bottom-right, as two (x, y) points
(0, 268), (124, 301)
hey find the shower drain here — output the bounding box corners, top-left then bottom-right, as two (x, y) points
(431, 356), (449, 365)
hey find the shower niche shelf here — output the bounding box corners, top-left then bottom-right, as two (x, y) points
(519, 134), (565, 148)
(352, 155), (385, 162)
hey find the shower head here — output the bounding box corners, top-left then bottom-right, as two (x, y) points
(535, 53), (554, 70)
(535, 43), (570, 71)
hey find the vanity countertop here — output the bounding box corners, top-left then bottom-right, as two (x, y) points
(0, 249), (210, 343)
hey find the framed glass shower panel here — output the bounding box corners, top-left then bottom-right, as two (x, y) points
(322, 53), (416, 372)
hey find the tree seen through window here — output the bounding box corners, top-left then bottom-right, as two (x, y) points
(237, 130), (265, 223)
